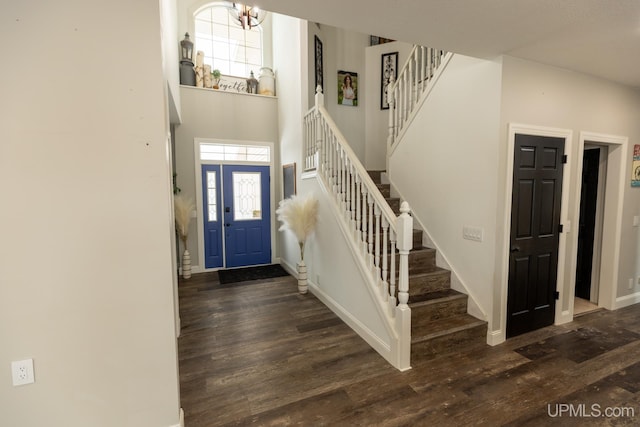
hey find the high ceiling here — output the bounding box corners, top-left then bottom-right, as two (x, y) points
(256, 0), (640, 88)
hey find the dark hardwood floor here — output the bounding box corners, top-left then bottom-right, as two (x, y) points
(178, 272), (640, 426)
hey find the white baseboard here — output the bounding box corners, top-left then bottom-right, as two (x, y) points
(614, 291), (640, 309)
(168, 408), (184, 427)
(487, 329), (504, 346)
(280, 259), (298, 278)
(555, 310), (573, 325)
(307, 280), (394, 365)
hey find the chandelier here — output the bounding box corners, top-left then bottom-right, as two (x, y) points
(230, 3), (266, 30)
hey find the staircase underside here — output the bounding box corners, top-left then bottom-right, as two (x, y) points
(368, 170), (487, 361)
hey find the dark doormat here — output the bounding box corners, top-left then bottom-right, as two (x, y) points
(218, 264), (290, 284)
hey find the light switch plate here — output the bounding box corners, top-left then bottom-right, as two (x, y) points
(463, 226), (483, 242)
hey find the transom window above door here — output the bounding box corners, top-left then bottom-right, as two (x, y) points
(194, 3), (263, 77)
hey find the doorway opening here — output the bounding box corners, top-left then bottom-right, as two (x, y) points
(569, 132), (628, 317)
(574, 145), (607, 316)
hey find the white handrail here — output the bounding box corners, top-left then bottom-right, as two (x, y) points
(387, 45), (451, 155)
(303, 86), (413, 370)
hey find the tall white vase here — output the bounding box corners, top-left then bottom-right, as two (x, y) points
(182, 249), (192, 279)
(297, 260), (307, 294)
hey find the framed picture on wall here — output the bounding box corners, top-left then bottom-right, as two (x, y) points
(381, 51), (398, 110)
(314, 36), (323, 91)
(338, 70), (358, 106)
(283, 163), (296, 199)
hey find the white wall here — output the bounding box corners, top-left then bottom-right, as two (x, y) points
(161, 0), (182, 123)
(389, 55), (504, 326)
(497, 56), (640, 330)
(364, 41), (413, 170)
(274, 14), (307, 266)
(292, 178), (392, 347)
(0, 1), (180, 426)
(307, 24), (369, 163)
(174, 87), (279, 269)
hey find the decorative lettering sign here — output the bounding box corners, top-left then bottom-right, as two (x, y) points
(217, 75), (247, 93)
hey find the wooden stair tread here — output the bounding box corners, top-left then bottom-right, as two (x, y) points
(407, 265), (449, 277)
(412, 313), (486, 343)
(409, 288), (465, 306)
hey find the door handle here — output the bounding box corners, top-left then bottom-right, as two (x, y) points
(225, 207), (231, 213)
(225, 223), (230, 227)
(510, 246), (521, 253)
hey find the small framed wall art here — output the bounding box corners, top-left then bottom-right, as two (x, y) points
(381, 51), (398, 110)
(314, 36), (323, 91)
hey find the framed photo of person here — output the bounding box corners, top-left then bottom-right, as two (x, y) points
(381, 52), (398, 110)
(314, 36), (323, 91)
(338, 70), (358, 107)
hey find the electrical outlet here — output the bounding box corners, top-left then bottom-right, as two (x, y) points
(11, 359), (35, 386)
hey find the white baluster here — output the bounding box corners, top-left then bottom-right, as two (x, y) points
(350, 163), (356, 231)
(382, 217), (389, 301)
(355, 176), (362, 241)
(374, 204), (381, 285)
(361, 186), (368, 253)
(387, 74), (396, 149)
(427, 47), (432, 81)
(367, 193), (374, 267)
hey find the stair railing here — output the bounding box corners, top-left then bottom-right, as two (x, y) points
(387, 46), (451, 154)
(304, 86), (413, 370)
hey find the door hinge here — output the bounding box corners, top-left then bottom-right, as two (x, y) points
(554, 291), (560, 300)
(558, 224), (564, 233)
(562, 155), (568, 164)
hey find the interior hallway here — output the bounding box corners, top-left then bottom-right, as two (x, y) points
(178, 272), (640, 426)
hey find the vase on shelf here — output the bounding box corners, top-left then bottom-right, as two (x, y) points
(297, 260), (307, 294)
(258, 67), (275, 96)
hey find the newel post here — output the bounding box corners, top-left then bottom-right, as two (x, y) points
(386, 74), (396, 172)
(314, 86), (324, 170)
(315, 85), (324, 108)
(395, 201), (413, 370)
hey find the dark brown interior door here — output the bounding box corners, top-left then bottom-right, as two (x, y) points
(507, 134), (565, 338)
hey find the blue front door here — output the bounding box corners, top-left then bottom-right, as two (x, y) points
(201, 164), (271, 269)
(222, 165), (271, 268)
(202, 165), (223, 269)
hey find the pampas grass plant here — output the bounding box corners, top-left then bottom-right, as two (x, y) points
(174, 194), (195, 248)
(276, 194), (319, 261)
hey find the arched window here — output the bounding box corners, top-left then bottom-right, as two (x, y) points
(194, 3), (263, 77)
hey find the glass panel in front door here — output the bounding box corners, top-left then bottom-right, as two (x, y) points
(232, 172), (262, 220)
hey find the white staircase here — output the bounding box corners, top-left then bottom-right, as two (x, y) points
(300, 45), (455, 371)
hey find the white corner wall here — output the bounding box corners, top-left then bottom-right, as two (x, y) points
(0, 1), (180, 426)
(389, 54), (504, 326)
(364, 41), (413, 170)
(273, 14), (307, 266)
(495, 56), (640, 335)
(161, 0), (182, 124)
(174, 87), (279, 269)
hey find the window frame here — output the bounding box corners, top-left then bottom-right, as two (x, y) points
(192, 2), (264, 78)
